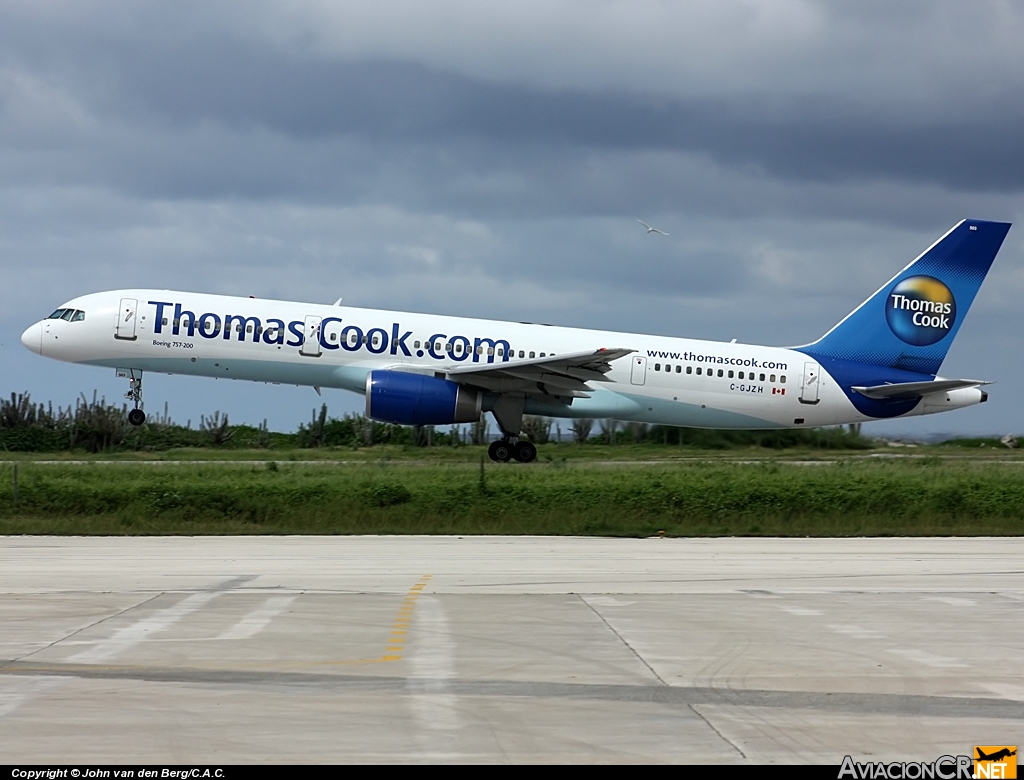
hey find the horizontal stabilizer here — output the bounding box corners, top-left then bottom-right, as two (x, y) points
(851, 378), (989, 400)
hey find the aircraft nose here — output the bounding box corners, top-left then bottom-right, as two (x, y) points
(21, 322), (42, 355)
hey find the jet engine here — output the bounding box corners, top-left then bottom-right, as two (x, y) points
(365, 370), (482, 426)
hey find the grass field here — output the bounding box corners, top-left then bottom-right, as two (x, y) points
(0, 436), (1019, 461)
(2, 452), (1023, 536)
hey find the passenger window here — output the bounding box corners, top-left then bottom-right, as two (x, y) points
(446, 343), (453, 352)
(519, 350), (525, 358)
(676, 365), (681, 373)
(162, 318), (168, 326)
(728, 370), (733, 378)
(781, 375), (786, 384)
(497, 348), (503, 356)
(71, 310), (85, 322)
(540, 352), (546, 357)
(246, 325), (253, 333)
(529, 351), (535, 358)
(414, 341), (420, 349)
(696, 367), (702, 375)
(718, 369), (723, 377)
(770, 374), (776, 383)
(329, 333), (336, 342)
(686, 366), (692, 374)
(48, 309), (67, 319)
(759, 373), (765, 381)
(488, 348), (494, 355)
(655, 364), (661, 371)
(738, 371), (744, 379)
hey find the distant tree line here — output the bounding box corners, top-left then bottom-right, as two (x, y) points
(0, 391), (873, 453)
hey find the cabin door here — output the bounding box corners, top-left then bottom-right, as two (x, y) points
(300, 316), (322, 357)
(115, 298), (138, 340)
(800, 361), (820, 404)
(630, 356), (647, 385)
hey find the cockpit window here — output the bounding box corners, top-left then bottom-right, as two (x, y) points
(46, 308), (85, 321)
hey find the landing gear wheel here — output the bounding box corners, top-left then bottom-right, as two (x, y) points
(488, 440), (513, 462)
(513, 441), (537, 463)
(123, 369), (145, 426)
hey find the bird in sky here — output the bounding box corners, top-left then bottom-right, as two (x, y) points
(637, 219), (669, 236)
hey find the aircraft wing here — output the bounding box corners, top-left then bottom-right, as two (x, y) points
(851, 378), (990, 401)
(445, 347), (635, 400)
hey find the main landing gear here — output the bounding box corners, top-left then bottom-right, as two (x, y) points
(485, 396), (536, 463)
(487, 437), (537, 464)
(123, 369), (146, 426)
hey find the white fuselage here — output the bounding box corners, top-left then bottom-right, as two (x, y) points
(21, 290), (984, 429)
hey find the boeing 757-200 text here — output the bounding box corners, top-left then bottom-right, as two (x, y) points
(21, 219), (1011, 462)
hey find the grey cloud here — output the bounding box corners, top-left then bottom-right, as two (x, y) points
(58, 54), (1024, 193)
(4, 5), (1024, 201)
(2, 117), (1019, 234)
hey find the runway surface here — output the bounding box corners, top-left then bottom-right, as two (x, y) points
(1, 536), (1021, 763)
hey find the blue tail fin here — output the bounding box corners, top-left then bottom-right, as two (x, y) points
(799, 219), (1011, 376)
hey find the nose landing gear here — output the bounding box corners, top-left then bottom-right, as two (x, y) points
(120, 368), (146, 426)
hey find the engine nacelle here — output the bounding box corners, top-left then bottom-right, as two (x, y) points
(365, 370), (482, 426)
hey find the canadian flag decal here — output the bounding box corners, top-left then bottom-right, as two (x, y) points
(772, 387), (786, 395)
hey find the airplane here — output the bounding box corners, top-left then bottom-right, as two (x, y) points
(975, 748), (1016, 762)
(20, 219), (1011, 463)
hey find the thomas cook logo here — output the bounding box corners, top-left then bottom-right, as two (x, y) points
(885, 275), (957, 346)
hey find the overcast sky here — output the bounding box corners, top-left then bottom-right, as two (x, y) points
(3, 0), (1024, 437)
